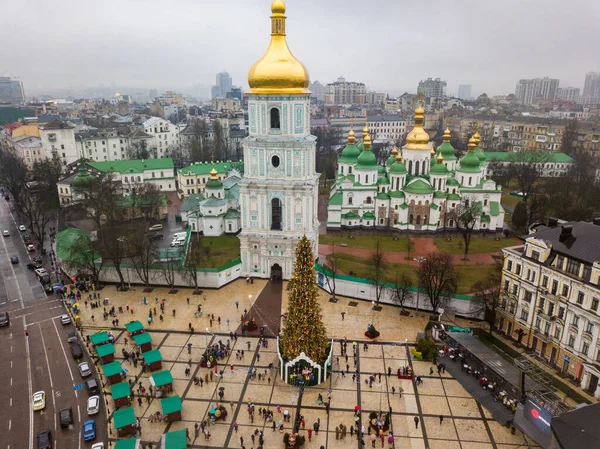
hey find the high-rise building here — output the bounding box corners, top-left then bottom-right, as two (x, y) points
(457, 84), (472, 100)
(0, 77), (25, 104)
(582, 72), (600, 104)
(211, 71), (233, 99)
(308, 81), (325, 102)
(325, 77), (366, 104)
(556, 87), (580, 102)
(514, 77), (559, 105)
(417, 78), (447, 98)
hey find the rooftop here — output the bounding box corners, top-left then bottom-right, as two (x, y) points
(89, 158), (174, 174)
(525, 221), (600, 264)
(551, 403), (600, 449)
(485, 152), (575, 163)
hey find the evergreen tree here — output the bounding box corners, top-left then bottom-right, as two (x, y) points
(512, 201), (528, 232)
(280, 236), (329, 363)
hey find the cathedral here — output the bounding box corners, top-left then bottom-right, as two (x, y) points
(238, 0), (320, 279)
(326, 107), (505, 232)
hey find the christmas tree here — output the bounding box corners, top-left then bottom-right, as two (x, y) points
(280, 235), (329, 363)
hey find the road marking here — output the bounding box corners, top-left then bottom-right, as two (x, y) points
(78, 430), (81, 449)
(0, 227), (24, 310)
(51, 319), (77, 398)
(23, 316), (33, 449)
(11, 299), (18, 302)
(38, 323), (54, 388)
(0, 301), (6, 305)
(9, 398), (12, 407)
(10, 378), (12, 386)
(8, 420), (11, 430)
(24, 315), (64, 326)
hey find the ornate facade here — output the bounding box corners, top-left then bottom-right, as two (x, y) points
(326, 106), (505, 232)
(238, 0), (319, 279)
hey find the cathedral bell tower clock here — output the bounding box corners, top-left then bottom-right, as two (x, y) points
(238, 0), (320, 280)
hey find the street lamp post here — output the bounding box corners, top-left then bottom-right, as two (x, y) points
(371, 300), (376, 328)
(414, 256), (425, 316)
(205, 327), (209, 353)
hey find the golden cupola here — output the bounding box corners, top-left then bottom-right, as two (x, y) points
(247, 0), (310, 94)
(404, 105), (431, 151)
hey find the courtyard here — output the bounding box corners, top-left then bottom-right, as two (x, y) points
(75, 280), (540, 448)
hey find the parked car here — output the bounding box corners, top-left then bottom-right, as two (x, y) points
(18, 225), (26, 232)
(37, 429), (52, 449)
(59, 407), (73, 428)
(79, 362), (92, 377)
(10, 256), (18, 264)
(3, 230), (9, 237)
(67, 331), (77, 343)
(39, 275), (51, 284)
(148, 232), (164, 241)
(0, 312), (9, 327)
(83, 420), (96, 441)
(34, 268), (48, 278)
(4, 195), (9, 201)
(60, 314), (71, 325)
(26, 262), (42, 270)
(86, 379), (100, 395)
(87, 395), (100, 415)
(23, 233), (31, 240)
(32, 391), (46, 411)
(170, 240), (184, 247)
(148, 224), (163, 231)
(91, 444), (105, 449)
(43, 283), (54, 294)
(70, 343), (83, 359)
(27, 244), (35, 252)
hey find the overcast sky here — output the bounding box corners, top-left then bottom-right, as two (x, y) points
(2, 0), (599, 98)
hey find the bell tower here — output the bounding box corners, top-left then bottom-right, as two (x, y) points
(238, 0), (320, 280)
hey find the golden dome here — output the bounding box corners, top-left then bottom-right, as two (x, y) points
(437, 152), (444, 163)
(404, 104), (430, 151)
(396, 153), (403, 163)
(473, 130), (481, 147)
(209, 167), (218, 179)
(363, 133), (372, 149)
(362, 122), (369, 138)
(347, 128), (355, 144)
(391, 145), (398, 155)
(467, 136), (476, 152)
(443, 128), (451, 142)
(247, 0), (310, 95)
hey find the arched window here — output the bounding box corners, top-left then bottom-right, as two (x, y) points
(366, 197), (372, 204)
(348, 166), (353, 174)
(416, 215), (421, 224)
(424, 215), (427, 224)
(408, 160), (413, 173)
(228, 223), (232, 232)
(365, 175), (369, 184)
(449, 219), (454, 227)
(340, 166), (344, 175)
(271, 198), (282, 230)
(409, 214), (414, 224)
(464, 199), (469, 207)
(469, 176), (472, 185)
(348, 196), (353, 205)
(270, 108), (280, 129)
(415, 160), (420, 176)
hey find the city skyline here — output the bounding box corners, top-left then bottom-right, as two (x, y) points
(0, 0), (598, 98)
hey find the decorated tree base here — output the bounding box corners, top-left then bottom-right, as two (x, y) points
(283, 432), (305, 448)
(277, 337), (332, 386)
(368, 412), (390, 433)
(365, 331), (380, 339)
(245, 319), (258, 332)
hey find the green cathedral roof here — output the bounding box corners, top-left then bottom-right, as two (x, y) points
(355, 149), (378, 170)
(437, 142), (457, 161)
(403, 179), (434, 194)
(390, 160), (407, 174)
(339, 143), (360, 163)
(458, 151), (481, 173)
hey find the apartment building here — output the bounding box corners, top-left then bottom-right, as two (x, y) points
(417, 78), (447, 98)
(366, 114), (407, 141)
(39, 120), (79, 165)
(325, 77), (366, 104)
(498, 220), (600, 398)
(515, 77), (560, 105)
(141, 117), (181, 157)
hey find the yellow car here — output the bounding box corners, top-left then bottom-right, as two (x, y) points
(32, 391), (46, 411)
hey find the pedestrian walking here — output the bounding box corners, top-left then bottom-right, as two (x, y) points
(439, 415), (444, 425)
(414, 416), (419, 429)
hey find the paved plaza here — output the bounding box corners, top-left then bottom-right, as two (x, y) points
(76, 280), (540, 448)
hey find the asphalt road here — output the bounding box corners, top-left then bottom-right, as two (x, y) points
(0, 199), (108, 449)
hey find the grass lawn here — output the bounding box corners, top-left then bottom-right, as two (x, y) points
(320, 234), (412, 252)
(326, 253), (496, 294)
(432, 236), (520, 255)
(191, 235), (240, 268)
(501, 189), (522, 210)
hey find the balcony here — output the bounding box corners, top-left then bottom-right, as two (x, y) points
(569, 323), (579, 334)
(533, 328), (550, 343)
(582, 330), (593, 342)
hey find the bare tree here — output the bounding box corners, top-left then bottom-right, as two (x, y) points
(507, 150), (552, 209)
(0, 148), (28, 201)
(417, 253), (460, 317)
(212, 120), (229, 161)
(65, 231), (104, 286)
(471, 255), (503, 336)
(159, 256), (179, 293)
(79, 172), (122, 240)
(127, 139), (151, 160)
(391, 272), (413, 313)
(100, 225), (128, 290)
(127, 230), (157, 288)
(368, 240), (387, 306)
(183, 242), (210, 292)
(454, 197), (481, 260)
(323, 245), (340, 301)
(17, 190), (57, 249)
(560, 119), (578, 155)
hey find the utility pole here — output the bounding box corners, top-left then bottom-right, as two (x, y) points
(414, 256), (425, 316)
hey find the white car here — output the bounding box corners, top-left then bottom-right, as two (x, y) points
(32, 391), (46, 411)
(27, 244), (35, 252)
(87, 395), (100, 415)
(170, 240), (184, 247)
(34, 268), (48, 277)
(18, 225), (26, 232)
(79, 362), (92, 377)
(3, 230), (9, 237)
(60, 314), (71, 325)
(91, 443), (104, 449)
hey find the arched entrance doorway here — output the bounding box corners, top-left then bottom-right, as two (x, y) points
(271, 263), (282, 282)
